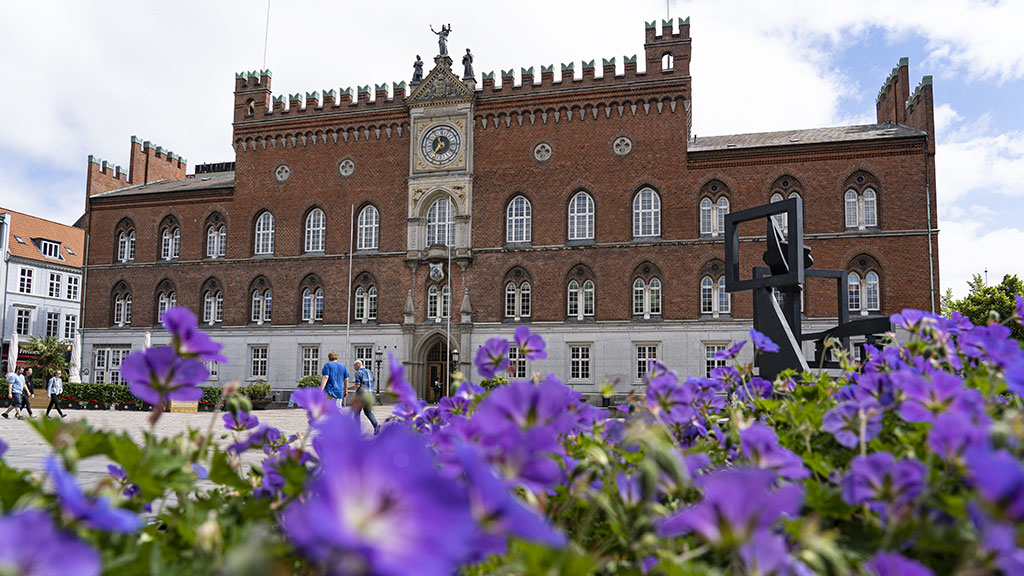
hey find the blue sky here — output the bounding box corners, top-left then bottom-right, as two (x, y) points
(0, 0), (1021, 297)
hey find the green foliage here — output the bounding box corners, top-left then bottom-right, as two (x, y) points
(480, 375), (509, 390)
(24, 335), (72, 381)
(200, 386), (221, 406)
(297, 375), (321, 388)
(239, 381), (271, 400)
(946, 273), (1024, 340)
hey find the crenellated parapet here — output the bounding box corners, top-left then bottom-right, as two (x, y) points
(875, 57), (909, 125)
(86, 136), (188, 198)
(904, 76), (935, 154)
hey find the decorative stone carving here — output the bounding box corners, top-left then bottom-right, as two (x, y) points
(274, 164), (291, 182)
(338, 159), (355, 177)
(534, 142), (552, 162)
(613, 136), (633, 155)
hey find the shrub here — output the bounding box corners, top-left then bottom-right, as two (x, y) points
(479, 375), (508, 390)
(239, 381), (271, 400)
(297, 375), (321, 388)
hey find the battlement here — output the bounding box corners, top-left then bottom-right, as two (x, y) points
(875, 57), (910, 125)
(86, 136), (189, 199)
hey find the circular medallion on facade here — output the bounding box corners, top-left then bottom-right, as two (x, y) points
(274, 164), (291, 182)
(613, 136), (633, 155)
(420, 124), (462, 167)
(339, 159), (355, 177)
(534, 142), (552, 162)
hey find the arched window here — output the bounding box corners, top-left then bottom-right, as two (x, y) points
(633, 187), (661, 238)
(219, 226), (226, 256)
(567, 280), (580, 318)
(863, 189), (877, 228)
(650, 278), (662, 315)
(504, 281), (532, 320)
(426, 197), (455, 247)
(582, 280), (595, 317)
(865, 271), (880, 311)
(700, 275), (730, 316)
(506, 196), (532, 243)
(716, 197), (729, 235)
(632, 278), (645, 316)
(505, 282), (517, 318)
(426, 285), (449, 321)
(112, 283), (132, 327)
(162, 229), (170, 259)
(305, 208), (326, 252)
(367, 286), (378, 320)
(203, 290), (223, 325)
(568, 191), (595, 241)
(520, 282), (531, 317)
(352, 273), (378, 322)
(700, 198), (713, 235)
(159, 216), (180, 261)
(255, 212), (275, 255)
(315, 288), (324, 321)
(116, 220), (136, 263)
(428, 285), (439, 320)
(770, 192), (786, 234)
(156, 282), (176, 324)
(848, 272), (861, 312)
(845, 190), (859, 228)
(631, 263), (663, 319)
(357, 205), (379, 250)
(662, 52), (674, 71)
(206, 213), (227, 258)
(207, 226), (218, 257)
(251, 289), (272, 324)
(355, 286), (366, 320)
(118, 232), (129, 262)
(441, 285), (450, 319)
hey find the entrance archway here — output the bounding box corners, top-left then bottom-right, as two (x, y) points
(424, 340), (449, 404)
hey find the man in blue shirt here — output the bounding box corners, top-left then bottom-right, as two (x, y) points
(350, 360), (380, 435)
(3, 366), (27, 420)
(319, 351), (350, 409)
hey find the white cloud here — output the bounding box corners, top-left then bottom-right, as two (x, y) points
(939, 218), (1024, 297)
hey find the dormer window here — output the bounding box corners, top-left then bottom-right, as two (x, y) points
(14, 236), (25, 244)
(40, 240), (61, 259)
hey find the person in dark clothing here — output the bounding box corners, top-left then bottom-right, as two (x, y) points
(46, 369), (67, 418)
(19, 368), (35, 417)
(349, 360), (380, 435)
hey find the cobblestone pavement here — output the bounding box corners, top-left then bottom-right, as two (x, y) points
(0, 404), (395, 486)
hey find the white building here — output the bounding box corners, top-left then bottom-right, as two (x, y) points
(0, 207), (84, 371)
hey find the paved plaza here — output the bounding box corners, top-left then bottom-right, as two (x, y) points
(0, 405), (395, 485)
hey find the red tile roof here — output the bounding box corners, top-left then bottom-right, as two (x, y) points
(1, 207), (85, 268)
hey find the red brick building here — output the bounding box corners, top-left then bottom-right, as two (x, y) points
(81, 19), (938, 396)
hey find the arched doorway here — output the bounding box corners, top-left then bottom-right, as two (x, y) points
(424, 340), (449, 404)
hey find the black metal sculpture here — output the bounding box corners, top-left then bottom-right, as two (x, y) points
(724, 197), (890, 380)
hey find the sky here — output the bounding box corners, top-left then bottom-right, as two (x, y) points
(1, 0), (1021, 298)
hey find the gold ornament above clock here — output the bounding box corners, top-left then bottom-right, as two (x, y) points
(420, 124), (462, 168)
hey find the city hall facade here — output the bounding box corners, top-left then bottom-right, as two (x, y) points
(80, 19), (939, 398)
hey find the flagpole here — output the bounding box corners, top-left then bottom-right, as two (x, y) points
(346, 204), (354, 365)
(446, 243), (451, 398)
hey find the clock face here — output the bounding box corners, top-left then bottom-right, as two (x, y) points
(420, 124), (462, 167)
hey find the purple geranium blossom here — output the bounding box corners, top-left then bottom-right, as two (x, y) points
(1006, 360), (1024, 398)
(890, 309), (939, 333)
(841, 453), (926, 525)
(457, 446), (565, 560)
(292, 387), (338, 424)
(927, 411), (988, 464)
(161, 306), (227, 362)
(386, 353), (425, 420)
(228, 423), (284, 454)
(475, 337), (511, 380)
(749, 329), (780, 353)
(740, 422), (809, 481)
(474, 376), (580, 437)
(46, 456), (143, 534)
(894, 371), (978, 423)
(0, 509), (101, 576)
(645, 364), (695, 425)
(282, 415), (476, 576)
(192, 463), (208, 480)
(715, 340), (746, 360)
(107, 464), (126, 481)
(965, 449), (1024, 521)
(438, 395), (472, 419)
(863, 551), (934, 576)
(822, 398), (883, 449)
(738, 530), (792, 576)
(513, 325), (547, 361)
(223, 410), (260, 431)
(968, 503), (1024, 574)
(1016, 294), (1024, 325)
(120, 346), (208, 405)
(0, 438), (7, 458)
(658, 468), (802, 547)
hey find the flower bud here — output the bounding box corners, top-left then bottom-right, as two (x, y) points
(196, 511), (222, 553)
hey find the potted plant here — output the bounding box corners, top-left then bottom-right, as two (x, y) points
(242, 381), (272, 410)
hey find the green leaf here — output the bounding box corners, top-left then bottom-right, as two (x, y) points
(209, 450), (248, 491)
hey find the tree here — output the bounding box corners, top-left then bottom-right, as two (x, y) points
(946, 273), (1024, 341)
(24, 336), (73, 381)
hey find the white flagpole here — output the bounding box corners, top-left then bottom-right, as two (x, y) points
(446, 243), (451, 398)
(346, 204), (354, 365)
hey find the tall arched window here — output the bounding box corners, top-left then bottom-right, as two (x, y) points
(357, 205), (379, 250)
(255, 212), (275, 255)
(568, 191), (595, 240)
(716, 197), (729, 235)
(207, 226), (219, 257)
(352, 273), (378, 322)
(699, 190), (730, 237)
(582, 280), (595, 317)
(844, 173), (881, 230)
(355, 286), (366, 320)
(700, 198), (713, 235)
(633, 187), (661, 238)
(848, 270), (881, 314)
(848, 272), (861, 312)
(504, 281), (532, 320)
(426, 285), (449, 321)
(301, 288), (323, 323)
(632, 278), (645, 316)
(426, 197), (455, 247)
(700, 276), (730, 316)
(661, 52), (674, 71)
(116, 220), (136, 263)
(112, 283), (132, 326)
(367, 287), (378, 320)
(845, 190), (859, 228)
(865, 271), (879, 311)
(506, 196), (532, 243)
(156, 282), (176, 324)
(305, 208), (326, 252)
(251, 289), (272, 324)
(567, 280), (580, 318)
(863, 189), (877, 228)
(632, 277), (662, 319)
(568, 279), (596, 319)
(203, 290), (222, 325)
(428, 285), (439, 320)
(206, 213), (227, 258)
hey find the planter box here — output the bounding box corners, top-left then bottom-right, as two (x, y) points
(169, 400), (198, 413)
(250, 399), (271, 411)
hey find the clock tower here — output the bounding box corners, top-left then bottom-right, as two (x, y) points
(405, 54), (476, 260)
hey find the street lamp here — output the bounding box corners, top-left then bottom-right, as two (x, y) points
(448, 348), (459, 397)
(373, 346), (383, 402)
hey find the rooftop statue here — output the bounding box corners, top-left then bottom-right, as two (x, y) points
(462, 49), (474, 79)
(412, 55), (424, 84)
(431, 23), (451, 57)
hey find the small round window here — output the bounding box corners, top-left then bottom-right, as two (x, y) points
(534, 143), (552, 162)
(274, 164), (291, 183)
(613, 136), (633, 155)
(339, 159), (355, 177)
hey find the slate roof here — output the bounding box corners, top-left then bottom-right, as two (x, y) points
(90, 172), (234, 198)
(1, 207), (85, 268)
(687, 123), (926, 152)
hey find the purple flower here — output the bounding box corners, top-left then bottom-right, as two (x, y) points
(192, 463), (208, 480)
(1006, 360), (1024, 398)
(658, 468), (802, 547)
(863, 551), (934, 576)
(283, 415), (475, 576)
(457, 446), (565, 560)
(228, 423), (284, 454)
(616, 471), (644, 506)
(841, 453), (926, 525)
(513, 325), (547, 361)
(822, 399), (882, 449)
(0, 438), (7, 458)
(645, 364), (695, 425)
(162, 306), (227, 362)
(891, 309), (938, 332)
(107, 464), (126, 481)
(969, 503), (1024, 574)
(438, 395), (472, 419)
(1016, 294), (1024, 325)
(46, 456), (143, 534)
(927, 411), (988, 463)
(0, 509), (101, 576)
(475, 337), (511, 380)
(292, 387), (338, 424)
(223, 410), (260, 431)
(740, 422), (809, 481)
(966, 449), (1024, 521)
(474, 376), (580, 438)
(715, 340), (746, 360)
(895, 371), (978, 423)
(386, 353), (425, 420)
(749, 329), (780, 353)
(120, 346), (208, 405)
(738, 530), (792, 576)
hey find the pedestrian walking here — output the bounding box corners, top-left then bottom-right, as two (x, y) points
(319, 351), (350, 410)
(46, 369), (67, 418)
(349, 360), (380, 435)
(20, 367), (36, 417)
(3, 366), (26, 420)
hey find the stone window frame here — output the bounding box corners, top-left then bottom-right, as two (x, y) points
(254, 211), (275, 256)
(249, 276), (273, 325)
(843, 171), (881, 231)
(299, 274), (324, 324)
(356, 204), (380, 251)
(631, 261), (663, 319)
(506, 195), (532, 245)
(502, 267), (532, 322)
(632, 186), (661, 238)
(698, 180), (731, 237)
(567, 190), (596, 242)
(200, 277), (224, 326)
(304, 206), (327, 253)
(425, 196), (456, 248)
